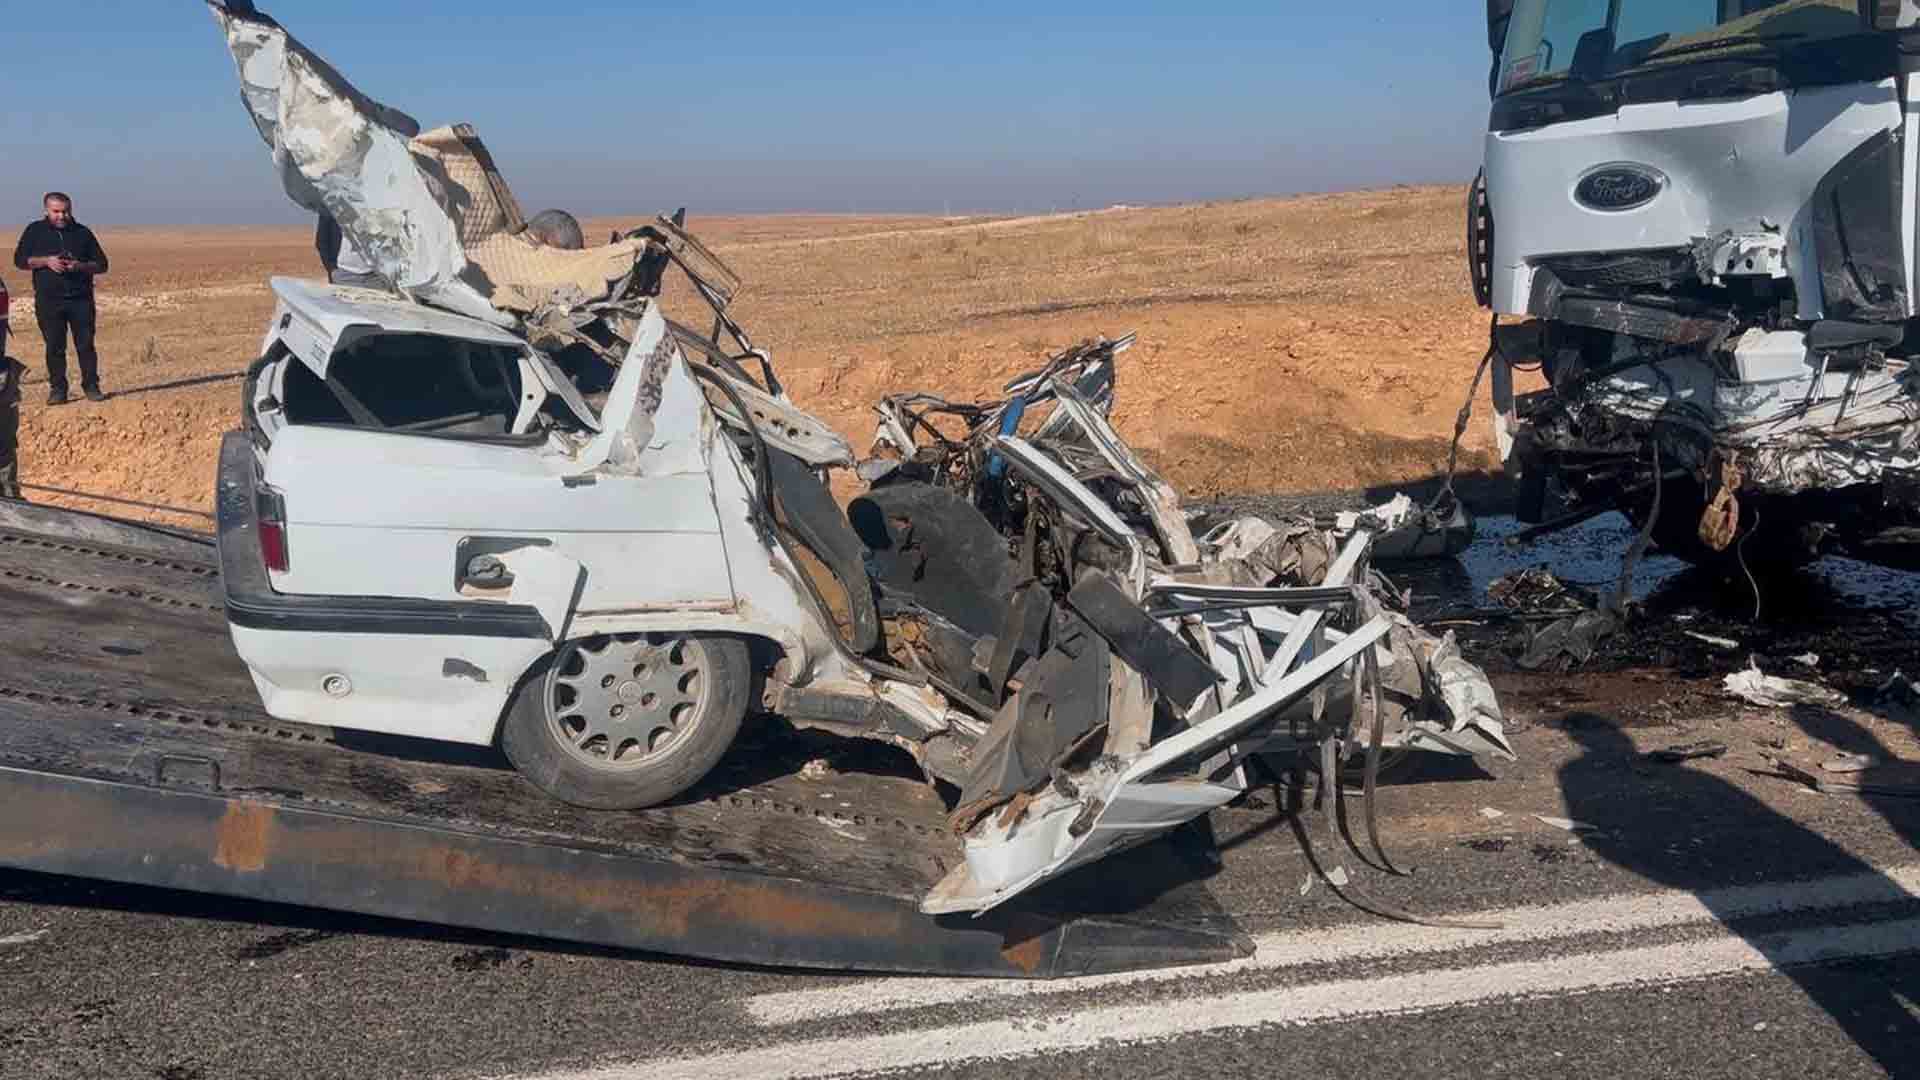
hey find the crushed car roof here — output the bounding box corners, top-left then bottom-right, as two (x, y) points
(269, 276), (529, 353)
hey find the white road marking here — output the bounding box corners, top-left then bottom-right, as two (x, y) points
(747, 863), (1920, 1026)
(515, 917), (1920, 1080)
(0, 929), (47, 947)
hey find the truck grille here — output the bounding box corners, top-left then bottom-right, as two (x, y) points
(1536, 248), (1695, 289)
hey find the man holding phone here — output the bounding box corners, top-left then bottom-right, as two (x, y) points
(13, 192), (109, 405)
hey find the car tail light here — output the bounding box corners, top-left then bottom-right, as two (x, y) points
(256, 484), (290, 573)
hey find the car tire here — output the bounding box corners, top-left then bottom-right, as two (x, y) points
(500, 633), (753, 810)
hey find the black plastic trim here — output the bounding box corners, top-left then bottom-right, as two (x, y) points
(1811, 127), (1910, 321)
(1468, 169), (1495, 308)
(1067, 571), (1219, 709)
(215, 431), (551, 639)
(1554, 294), (1733, 346)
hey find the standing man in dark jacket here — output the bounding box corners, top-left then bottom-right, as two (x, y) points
(12, 193), (109, 405)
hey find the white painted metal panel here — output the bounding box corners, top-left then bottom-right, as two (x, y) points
(1485, 82), (1904, 316)
(232, 625), (551, 745)
(278, 522), (731, 611)
(269, 277), (525, 377)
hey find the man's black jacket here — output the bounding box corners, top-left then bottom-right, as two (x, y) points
(12, 220), (109, 305)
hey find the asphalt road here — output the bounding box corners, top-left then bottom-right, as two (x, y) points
(5, 516), (1920, 1080)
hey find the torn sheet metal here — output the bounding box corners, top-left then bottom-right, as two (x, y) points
(1492, 308), (1920, 568)
(209, 4), (501, 325)
(1338, 493), (1476, 561)
(1049, 381), (1201, 565)
(1066, 572), (1219, 712)
(1183, 517), (1333, 588)
(923, 615), (1396, 915)
(1412, 631), (1512, 759)
(574, 305), (677, 473)
(1724, 661), (1847, 708)
(858, 337), (1513, 912)
(1568, 354), (1920, 497)
(952, 614), (1112, 828)
(700, 371), (855, 469)
(209, 3), (647, 325)
(458, 545), (586, 642)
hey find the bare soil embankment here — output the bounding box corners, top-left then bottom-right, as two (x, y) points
(0, 186), (1513, 524)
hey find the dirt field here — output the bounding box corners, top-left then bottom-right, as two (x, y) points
(0, 186), (1507, 525)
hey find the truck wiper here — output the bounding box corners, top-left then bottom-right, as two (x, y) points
(1678, 65), (1783, 101)
(1507, 75), (1614, 104)
(1513, 32), (1805, 95)
(1635, 31), (1806, 66)
(1495, 78), (1617, 128)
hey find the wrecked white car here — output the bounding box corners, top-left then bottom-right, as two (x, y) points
(209, 1), (1510, 914)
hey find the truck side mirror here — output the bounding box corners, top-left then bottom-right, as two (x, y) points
(1487, 0), (1514, 53)
(1569, 27), (1615, 80)
(1871, 1), (1917, 31)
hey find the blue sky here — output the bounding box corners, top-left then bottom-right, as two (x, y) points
(0, 2), (1492, 225)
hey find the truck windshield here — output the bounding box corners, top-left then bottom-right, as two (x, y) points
(1497, 0), (1866, 95)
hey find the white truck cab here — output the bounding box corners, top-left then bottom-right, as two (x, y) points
(1477, 0), (1920, 568)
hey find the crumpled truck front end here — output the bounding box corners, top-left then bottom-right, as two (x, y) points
(1474, 22), (1920, 568)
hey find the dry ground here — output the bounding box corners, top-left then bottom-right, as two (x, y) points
(0, 186), (1505, 525)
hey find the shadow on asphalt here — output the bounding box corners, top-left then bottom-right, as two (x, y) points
(0, 866), (635, 963)
(1559, 716), (1920, 1077)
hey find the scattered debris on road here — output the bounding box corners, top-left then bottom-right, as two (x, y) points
(1821, 753), (1878, 774)
(1332, 494), (1476, 562)
(1487, 568), (1589, 615)
(1769, 757), (1920, 799)
(1523, 613), (1619, 671)
(1723, 661), (1846, 709)
(1874, 670), (1920, 724)
(1486, 569), (1620, 670)
(1646, 740), (1731, 764)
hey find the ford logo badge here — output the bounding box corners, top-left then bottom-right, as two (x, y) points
(1575, 165), (1666, 212)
